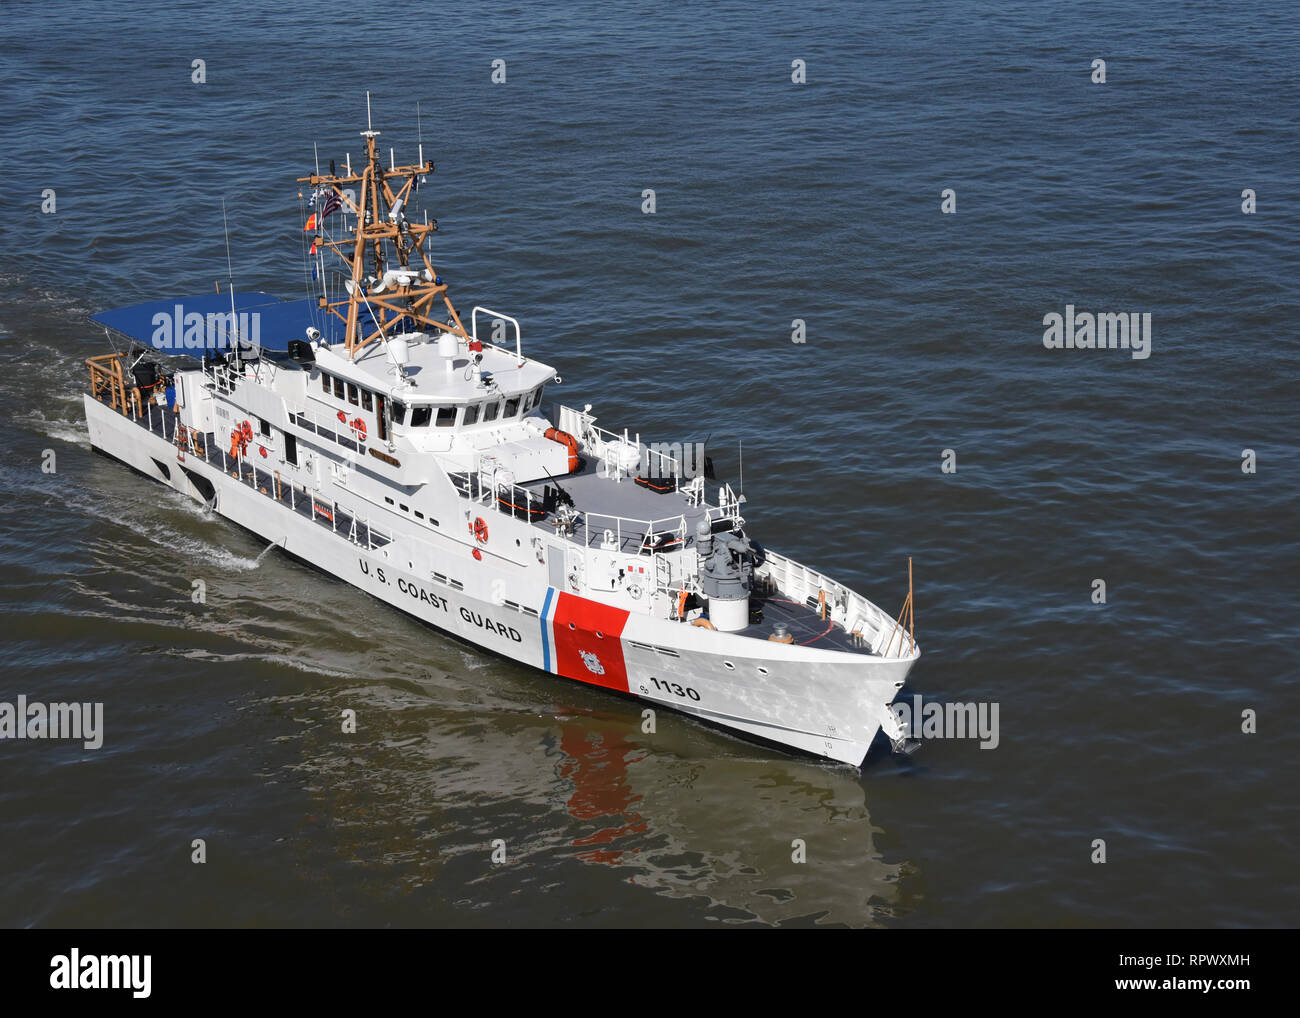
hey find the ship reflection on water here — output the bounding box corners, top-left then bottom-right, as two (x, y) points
(276, 672), (908, 928)
(556, 725), (650, 865)
(544, 710), (906, 927)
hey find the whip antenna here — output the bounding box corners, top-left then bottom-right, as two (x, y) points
(221, 198), (239, 354)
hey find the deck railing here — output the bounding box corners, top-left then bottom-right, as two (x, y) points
(213, 445), (394, 550)
(91, 386), (394, 551)
(461, 465), (683, 552)
(85, 353), (132, 415)
(285, 404), (368, 454)
(552, 404), (681, 479)
(201, 356), (270, 392)
(756, 548), (915, 659)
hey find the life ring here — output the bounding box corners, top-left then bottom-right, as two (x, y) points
(627, 582), (643, 600)
(336, 410), (347, 424)
(470, 516), (489, 543)
(543, 427), (581, 473)
(350, 417), (367, 442)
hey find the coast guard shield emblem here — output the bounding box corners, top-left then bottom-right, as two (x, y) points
(550, 592), (630, 691)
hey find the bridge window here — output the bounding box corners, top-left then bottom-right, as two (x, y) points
(410, 405), (432, 427)
(503, 396), (520, 418)
(332, 376), (345, 400)
(361, 390), (373, 412)
(482, 401), (500, 422)
(436, 406), (457, 428)
(347, 383), (359, 406)
(320, 370), (331, 393)
(463, 404), (480, 426)
(390, 400), (407, 425)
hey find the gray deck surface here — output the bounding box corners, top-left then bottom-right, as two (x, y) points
(741, 594), (875, 653)
(521, 459), (706, 531)
(453, 459), (717, 554)
(530, 462), (712, 552)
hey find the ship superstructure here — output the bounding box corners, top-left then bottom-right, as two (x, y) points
(82, 115), (920, 765)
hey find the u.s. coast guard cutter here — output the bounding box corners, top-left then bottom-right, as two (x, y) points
(82, 117), (920, 765)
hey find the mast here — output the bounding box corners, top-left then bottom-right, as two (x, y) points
(297, 100), (469, 360)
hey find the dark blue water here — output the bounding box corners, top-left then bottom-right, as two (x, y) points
(1, 0), (1296, 927)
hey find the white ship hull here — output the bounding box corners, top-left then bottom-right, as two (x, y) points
(85, 394), (917, 765)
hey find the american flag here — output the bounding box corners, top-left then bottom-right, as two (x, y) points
(321, 192), (342, 218)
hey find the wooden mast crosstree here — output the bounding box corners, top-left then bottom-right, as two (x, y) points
(298, 125), (469, 360)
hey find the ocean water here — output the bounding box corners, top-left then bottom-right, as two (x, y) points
(0, 0), (1296, 927)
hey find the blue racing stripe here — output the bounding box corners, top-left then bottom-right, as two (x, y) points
(540, 587), (556, 673)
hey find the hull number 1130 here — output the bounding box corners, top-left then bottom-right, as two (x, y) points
(649, 677), (701, 701)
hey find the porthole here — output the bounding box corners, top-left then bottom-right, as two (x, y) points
(568, 622), (576, 630)
(757, 666), (769, 675)
(596, 631), (604, 639)
(724, 661), (735, 670)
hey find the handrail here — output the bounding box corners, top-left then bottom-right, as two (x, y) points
(461, 462), (688, 557)
(202, 354), (269, 390)
(470, 306), (522, 366)
(286, 402), (352, 438)
(756, 548), (915, 659)
(219, 439), (395, 549)
(97, 383), (395, 551)
(553, 403), (683, 479)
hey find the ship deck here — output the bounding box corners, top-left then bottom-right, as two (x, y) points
(118, 401), (392, 549)
(117, 400), (879, 656)
(522, 459), (713, 549)
(741, 591), (877, 653)
(450, 459), (723, 555)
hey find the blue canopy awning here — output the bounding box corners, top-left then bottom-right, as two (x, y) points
(91, 292), (345, 355)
